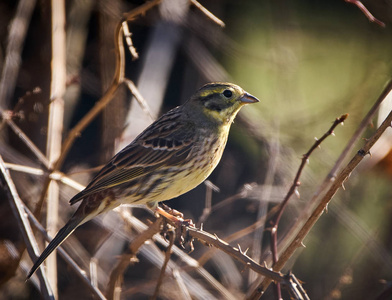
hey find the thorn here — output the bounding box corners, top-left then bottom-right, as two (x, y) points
(331, 132), (335, 136)
(238, 244), (243, 253)
(243, 248), (249, 256)
(341, 122), (344, 126)
(200, 223), (204, 231)
(300, 242), (306, 248)
(306, 158), (310, 164)
(342, 182), (346, 190)
(314, 137), (318, 141)
(295, 188), (300, 198)
(325, 203), (329, 213)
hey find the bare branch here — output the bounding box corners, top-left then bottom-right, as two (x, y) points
(0, 0), (37, 108)
(123, 78), (155, 121)
(270, 114), (348, 264)
(345, 0), (386, 27)
(186, 225), (308, 298)
(25, 203), (106, 300)
(0, 156), (54, 299)
(106, 218), (163, 300)
(0, 113), (49, 168)
(152, 229), (175, 300)
(250, 103), (392, 299)
(190, 0), (225, 28)
(45, 0), (67, 292)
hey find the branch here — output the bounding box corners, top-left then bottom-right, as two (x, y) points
(268, 114), (347, 298)
(270, 114), (348, 261)
(250, 103), (392, 299)
(186, 225), (308, 299)
(190, 0), (225, 28)
(0, 0), (37, 108)
(152, 229), (175, 300)
(187, 226), (284, 281)
(106, 218), (163, 300)
(45, 0), (67, 293)
(0, 113), (50, 168)
(25, 203), (106, 300)
(0, 156), (54, 300)
(345, 0), (386, 27)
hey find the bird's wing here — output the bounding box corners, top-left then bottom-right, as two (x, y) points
(69, 108), (196, 205)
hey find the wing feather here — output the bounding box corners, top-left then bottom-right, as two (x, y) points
(70, 108), (197, 205)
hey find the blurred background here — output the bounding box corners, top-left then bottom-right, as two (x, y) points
(0, 0), (392, 299)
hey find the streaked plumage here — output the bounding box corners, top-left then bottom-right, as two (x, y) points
(27, 82), (259, 279)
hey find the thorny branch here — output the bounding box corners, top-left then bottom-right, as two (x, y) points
(249, 96), (392, 300)
(268, 114), (347, 298)
(270, 114), (348, 263)
(185, 225), (309, 299)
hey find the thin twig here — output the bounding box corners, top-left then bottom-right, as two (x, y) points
(344, 0), (386, 27)
(0, 113), (50, 168)
(0, 156), (54, 300)
(190, 0), (225, 28)
(263, 79), (392, 278)
(197, 180), (217, 226)
(123, 0), (162, 21)
(123, 79), (155, 121)
(151, 230), (175, 300)
(250, 131), (279, 285)
(106, 218), (163, 300)
(265, 114), (348, 299)
(327, 79), (392, 182)
(270, 114), (348, 265)
(187, 226), (285, 283)
(249, 106), (392, 300)
(4, 163), (85, 192)
(121, 21), (139, 60)
(186, 226), (308, 299)
(197, 203), (280, 267)
(0, 0), (37, 108)
(25, 203), (106, 300)
(120, 210), (235, 300)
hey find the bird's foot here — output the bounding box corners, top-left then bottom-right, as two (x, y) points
(160, 203), (184, 219)
(155, 205), (195, 251)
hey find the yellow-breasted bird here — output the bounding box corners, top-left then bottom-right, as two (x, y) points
(27, 82), (259, 279)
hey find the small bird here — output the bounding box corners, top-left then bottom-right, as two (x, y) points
(27, 82), (259, 278)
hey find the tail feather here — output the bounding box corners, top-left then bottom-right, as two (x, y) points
(27, 217), (81, 279)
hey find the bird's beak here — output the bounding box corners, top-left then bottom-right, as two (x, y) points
(240, 92), (259, 104)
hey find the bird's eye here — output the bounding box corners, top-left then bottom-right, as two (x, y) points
(223, 89), (232, 98)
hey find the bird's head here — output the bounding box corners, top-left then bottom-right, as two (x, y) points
(187, 82), (259, 125)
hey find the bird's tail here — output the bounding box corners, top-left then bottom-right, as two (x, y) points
(26, 215), (82, 279)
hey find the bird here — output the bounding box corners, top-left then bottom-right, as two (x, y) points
(27, 82), (259, 279)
